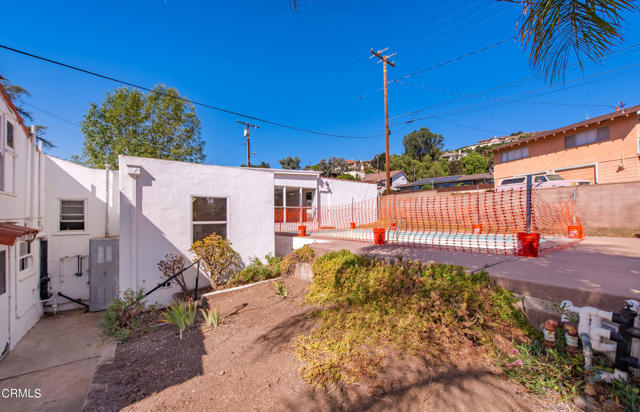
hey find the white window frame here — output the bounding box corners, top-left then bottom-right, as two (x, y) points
(58, 199), (88, 233)
(6, 120), (14, 150)
(191, 196), (228, 243)
(18, 240), (32, 273)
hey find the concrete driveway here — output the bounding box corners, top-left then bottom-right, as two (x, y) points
(0, 310), (108, 412)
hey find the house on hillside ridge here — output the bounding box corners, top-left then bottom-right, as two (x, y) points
(362, 170), (408, 192)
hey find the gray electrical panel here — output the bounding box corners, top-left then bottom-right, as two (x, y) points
(89, 238), (119, 311)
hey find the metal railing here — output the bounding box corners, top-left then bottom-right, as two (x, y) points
(144, 260), (203, 301)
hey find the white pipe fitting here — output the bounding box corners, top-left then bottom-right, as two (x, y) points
(589, 327), (617, 353)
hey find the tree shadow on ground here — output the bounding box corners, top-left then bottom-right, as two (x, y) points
(278, 361), (535, 412)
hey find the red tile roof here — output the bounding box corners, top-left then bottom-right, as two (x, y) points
(0, 223), (38, 246)
(0, 76), (32, 139)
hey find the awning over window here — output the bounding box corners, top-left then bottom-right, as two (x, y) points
(0, 223), (39, 246)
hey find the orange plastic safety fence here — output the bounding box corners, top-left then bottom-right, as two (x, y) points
(274, 189), (582, 255)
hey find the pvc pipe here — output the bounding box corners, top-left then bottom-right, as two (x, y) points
(590, 327), (617, 353)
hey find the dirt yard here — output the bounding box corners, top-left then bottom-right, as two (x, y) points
(85, 279), (572, 411)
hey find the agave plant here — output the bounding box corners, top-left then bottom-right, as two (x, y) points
(162, 300), (198, 340)
(274, 281), (288, 298)
(200, 307), (220, 329)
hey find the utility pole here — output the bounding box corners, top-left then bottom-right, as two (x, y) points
(370, 48), (395, 195)
(236, 120), (259, 167)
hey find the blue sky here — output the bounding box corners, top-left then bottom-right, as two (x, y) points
(2, 0), (640, 168)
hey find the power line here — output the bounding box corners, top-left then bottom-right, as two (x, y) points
(393, 80), (615, 109)
(390, 43), (640, 121)
(391, 36), (517, 82)
(22, 102), (81, 127)
(394, 61), (640, 126)
(0, 43), (381, 140)
(429, 116), (510, 135)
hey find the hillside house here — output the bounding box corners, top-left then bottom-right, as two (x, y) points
(492, 106), (640, 185)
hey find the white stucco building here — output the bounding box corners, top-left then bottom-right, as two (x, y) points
(0, 84), (44, 355)
(1, 111), (378, 355)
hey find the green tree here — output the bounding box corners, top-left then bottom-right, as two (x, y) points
(241, 161), (270, 168)
(461, 152), (489, 174)
(448, 159), (465, 175)
(78, 85), (204, 169)
(315, 157), (347, 177)
(371, 153), (386, 172)
(402, 127), (444, 162)
(279, 156), (301, 169)
(512, 0), (637, 84)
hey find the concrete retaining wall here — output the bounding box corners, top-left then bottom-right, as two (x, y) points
(537, 181), (640, 234)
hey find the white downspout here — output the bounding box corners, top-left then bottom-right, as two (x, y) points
(105, 165), (110, 238)
(127, 167), (141, 291)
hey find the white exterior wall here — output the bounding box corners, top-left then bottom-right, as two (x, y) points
(118, 156), (275, 305)
(317, 177), (378, 207)
(44, 156), (119, 310)
(0, 92), (43, 351)
(391, 173), (408, 189)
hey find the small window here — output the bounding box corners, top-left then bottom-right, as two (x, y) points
(18, 241), (32, 272)
(192, 197), (227, 242)
(564, 134), (576, 149)
(0, 251), (6, 295)
(0, 153), (4, 192)
(500, 147), (529, 162)
(501, 177), (525, 185)
(6, 121), (14, 149)
(274, 188), (283, 207)
(597, 126), (609, 141)
(565, 126), (609, 149)
(60, 200), (86, 231)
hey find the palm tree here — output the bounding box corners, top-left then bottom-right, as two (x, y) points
(511, 0), (638, 84)
(0, 76), (56, 149)
(290, 1), (637, 85)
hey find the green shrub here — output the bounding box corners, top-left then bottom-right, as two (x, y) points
(99, 289), (147, 341)
(281, 245), (315, 276)
(294, 250), (532, 386)
(190, 233), (242, 286)
(227, 255), (282, 287)
(162, 300), (198, 340)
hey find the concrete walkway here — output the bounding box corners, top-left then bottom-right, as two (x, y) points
(0, 310), (106, 412)
(309, 236), (640, 311)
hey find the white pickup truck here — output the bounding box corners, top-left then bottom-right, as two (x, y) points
(496, 174), (590, 192)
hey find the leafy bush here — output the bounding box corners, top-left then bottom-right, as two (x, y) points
(157, 253), (187, 293)
(99, 289), (147, 341)
(499, 337), (584, 399)
(190, 233), (242, 286)
(162, 300), (198, 340)
(294, 250), (532, 386)
(281, 245), (315, 276)
(201, 307), (220, 329)
(227, 255), (282, 287)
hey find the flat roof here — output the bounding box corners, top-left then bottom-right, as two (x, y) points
(399, 173), (493, 187)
